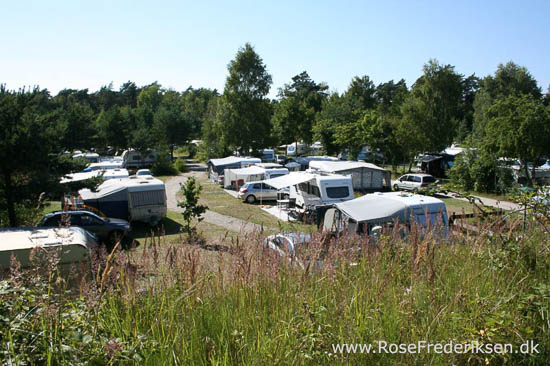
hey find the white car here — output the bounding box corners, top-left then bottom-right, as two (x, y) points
(393, 174), (437, 192)
(136, 169), (153, 176)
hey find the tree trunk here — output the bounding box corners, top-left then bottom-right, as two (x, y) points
(3, 170), (17, 227)
(523, 161), (533, 187)
(531, 161), (537, 186)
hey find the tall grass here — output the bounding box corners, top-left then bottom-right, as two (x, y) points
(1, 218), (549, 364)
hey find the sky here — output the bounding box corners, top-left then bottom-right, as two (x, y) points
(1, 0), (549, 98)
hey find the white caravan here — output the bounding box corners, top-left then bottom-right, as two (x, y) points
(0, 227), (98, 270)
(262, 171), (355, 214)
(323, 192), (448, 237)
(122, 149), (158, 169)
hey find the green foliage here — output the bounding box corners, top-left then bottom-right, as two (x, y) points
(151, 149), (178, 176)
(174, 159), (188, 173)
(272, 71), (328, 146)
(177, 177), (208, 234)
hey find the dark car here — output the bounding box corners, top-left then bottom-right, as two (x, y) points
(38, 210), (130, 244)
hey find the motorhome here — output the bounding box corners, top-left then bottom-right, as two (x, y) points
(122, 149), (158, 169)
(76, 176), (167, 225)
(0, 227), (97, 270)
(322, 192), (448, 237)
(262, 171), (355, 217)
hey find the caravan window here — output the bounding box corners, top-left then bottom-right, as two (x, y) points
(326, 186), (350, 199)
(132, 155), (141, 161)
(298, 182), (321, 197)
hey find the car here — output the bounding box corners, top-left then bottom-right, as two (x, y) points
(38, 210), (131, 245)
(238, 181), (288, 203)
(275, 154), (287, 165)
(393, 174), (438, 192)
(136, 169), (153, 176)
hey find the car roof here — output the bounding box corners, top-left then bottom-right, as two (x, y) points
(45, 210), (101, 218)
(402, 173), (434, 177)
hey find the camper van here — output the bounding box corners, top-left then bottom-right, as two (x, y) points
(322, 192), (448, 237)
(0, 227), (97, 270)
(77, 176), (167, 225)
(122, 149), (158, 169)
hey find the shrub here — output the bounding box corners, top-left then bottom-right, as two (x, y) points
(151, 151), (178, 176)
(174, 158), (188, 173)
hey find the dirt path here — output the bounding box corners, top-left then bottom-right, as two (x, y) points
(165, 168), (266, 234)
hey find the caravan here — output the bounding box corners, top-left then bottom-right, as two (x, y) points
(0, 227), (97, 270)
(262, 171), (355, 218)
(122, 149), (158, 169)
(77, 176), (167, 225)
(322, 192), (448, 237)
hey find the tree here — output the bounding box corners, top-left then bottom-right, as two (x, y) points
(217, 43), (273, 154)
(473, 62), (541, 139)
(272, 71), (328, 149)
(345, 75), (376, 110)
(0, 86), (77, 226)
(313, 93), (352, 156)
(177, 177), (208, 235)
(398, 60), (465, 161)
(95, 106), (129, 152)
(485, 94), (550, 186)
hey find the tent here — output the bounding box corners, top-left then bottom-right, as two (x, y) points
(207, 156), (262, 181)
(308, 160), (391, 191)
(224, 166), (266, 189)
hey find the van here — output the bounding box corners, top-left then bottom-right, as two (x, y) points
(0, 227), (98, 270)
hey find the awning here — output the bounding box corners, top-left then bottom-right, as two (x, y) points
(309, 160), (387, 172)
(262, 172), (316, 190)
(334, 194), (408, 223)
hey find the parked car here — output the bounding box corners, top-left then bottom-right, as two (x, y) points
(136, 169), (153, 176)
(275, 154), (287, 165)
(38, 210), (131, 244)
(238, 181), (288, 203)
(393, 174), (438, 192)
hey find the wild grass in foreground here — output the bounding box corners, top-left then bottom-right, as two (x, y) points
(1, 218), (550, 365)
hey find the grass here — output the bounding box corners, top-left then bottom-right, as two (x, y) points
(3, 216), (550, 364)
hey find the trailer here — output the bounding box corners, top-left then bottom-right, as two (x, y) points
(77, 176), (167, 225)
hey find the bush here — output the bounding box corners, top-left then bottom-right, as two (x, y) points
(151, 151), (178, 176)
(174, 158), (188, 173)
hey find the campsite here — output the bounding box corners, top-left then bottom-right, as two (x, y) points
(2, 2), (550, 364)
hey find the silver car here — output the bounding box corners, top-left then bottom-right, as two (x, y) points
(238, 181), (288, 203)
(393, 174), (437, 192)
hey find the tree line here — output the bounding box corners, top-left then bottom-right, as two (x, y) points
(1, 42), (550, 226)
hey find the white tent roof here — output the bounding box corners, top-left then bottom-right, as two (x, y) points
(208, 156), (261, 166)
(227, 166), (265, 176)
(334, 192), (445, 223)
(261, 172), (317, 190)
(309, 160), (386, 172)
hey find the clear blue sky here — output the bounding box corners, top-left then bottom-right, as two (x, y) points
(2, 0), (549, 98)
